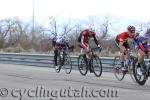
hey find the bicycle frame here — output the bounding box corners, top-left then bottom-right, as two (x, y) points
(58, 47), (69, 64)
(55, 46), (72, 74)
(78, 47), (102, 77)
(85, 47), (102, 59)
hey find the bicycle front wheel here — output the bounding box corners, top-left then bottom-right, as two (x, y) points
(64, 55), (72, 74)
(91, 55), (102, 77)
(78, 55), (88, 76)
(113, 56), (125, 81)
(133, 59), (147, 85)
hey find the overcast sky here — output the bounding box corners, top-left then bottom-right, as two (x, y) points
(0, 0), (150, 31)
(0, 0), (149, 19)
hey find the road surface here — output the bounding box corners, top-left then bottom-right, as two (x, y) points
(0, 64), (150, 100)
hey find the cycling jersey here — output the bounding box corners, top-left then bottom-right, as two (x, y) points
(116, 32), (134, 42)
(79, 29), (99, 48)
(52, 36), (68, 50)
(134, 33), (150, 53)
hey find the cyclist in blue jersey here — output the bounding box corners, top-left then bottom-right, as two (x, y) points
(134, 29), (150, 75)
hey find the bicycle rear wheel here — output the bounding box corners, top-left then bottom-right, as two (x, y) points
(113, 56), (125, 81)
(91, 55), (102, 77)
(78, 55), (88, 76)
(64, 55), (72, 74)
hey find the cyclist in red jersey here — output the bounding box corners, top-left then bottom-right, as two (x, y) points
(115, 25), (136, 70)
(78, 28), (102, 72)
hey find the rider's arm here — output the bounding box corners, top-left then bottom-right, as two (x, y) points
(93, 34), (99, 46)
(81, 31), (87, 48)
(139, 42), (146, 52)
(52, 39), (56, 47)
(66, 42), (69, 47)
(119, 39), (126, 51)
(64, 41), (69, 48)
(138, 36), (148, 52)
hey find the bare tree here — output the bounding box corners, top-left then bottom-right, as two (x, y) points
(61, 19), (75, 36)
(7, 18), (31, 49)
(98, 16), (118, 38)
(0, 19), (14, 48)
(49, 16), (58, 35)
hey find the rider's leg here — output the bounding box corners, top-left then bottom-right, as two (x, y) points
(119, 42), (126, 68)
(54, 49), (59, 70)
(54, 49), (58, 66)
(137, 49), (145, 65)
(124, 41), (130, 66)
(62, 47), (66, 65)
(85, 45), (94, 72)
(83, 45), (94, 72)
(137, 49), (146, 75)
(83, 47), (89, 66)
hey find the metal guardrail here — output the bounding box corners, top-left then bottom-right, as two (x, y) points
(0, 53), (149, 72)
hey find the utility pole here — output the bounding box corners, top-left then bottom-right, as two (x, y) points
(32, 0), (35, 46)
(32, 0), (35, 34)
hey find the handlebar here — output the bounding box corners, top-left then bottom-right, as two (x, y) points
(90, 47), (102, 52)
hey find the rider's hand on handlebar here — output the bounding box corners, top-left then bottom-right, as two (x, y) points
(87, 47), (90, 51)
(84, 47), (90, 53)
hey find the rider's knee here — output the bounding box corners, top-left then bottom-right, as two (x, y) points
(138, 49), (145, 57)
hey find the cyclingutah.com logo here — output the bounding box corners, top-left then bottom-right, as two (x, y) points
(0, 86), (119, 100)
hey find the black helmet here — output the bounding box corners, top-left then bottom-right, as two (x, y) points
(147, 28), (150, 33)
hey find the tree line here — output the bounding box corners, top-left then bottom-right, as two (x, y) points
(0, 16), (149, 56)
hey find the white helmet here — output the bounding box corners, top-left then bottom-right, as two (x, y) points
(56, 36), (63, 44)
(82, 24), (95, 32)
(82, 24), (89, 29)
(145, 28), (150, 37)
(50, 34), (56, 40)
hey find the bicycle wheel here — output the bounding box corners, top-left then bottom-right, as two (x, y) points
(133, 60), (147, 85)
(113, 56), (125, 81)
(64, 55), (72, 74)
(78, 55), (88, 76)
(91, 55), (102, 77)
(128, 56), (136, 83)
(55, 55), (62, 73)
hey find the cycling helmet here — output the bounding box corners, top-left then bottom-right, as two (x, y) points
(56, 36), (63, 44)
(147, 28), (150, 33)
(82, 24), (95, 31)
(144, 28), (150, 37)
(127, 25), (135, 33)
(89, 27), (95, 33)
(50, 34), (56, 39)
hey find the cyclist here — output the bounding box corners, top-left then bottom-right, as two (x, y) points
(115, 25), (136, 71)
(50, 34), (69, 70)
(134, 29), (150, 75)
(78, 28), (102, 72)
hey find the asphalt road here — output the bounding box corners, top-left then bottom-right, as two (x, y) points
(0, 63), (150, 100)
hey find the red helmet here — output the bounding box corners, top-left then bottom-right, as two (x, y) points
(127, 25), (135, 33)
